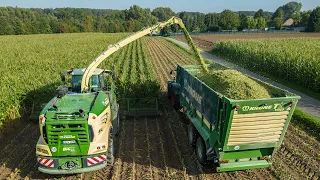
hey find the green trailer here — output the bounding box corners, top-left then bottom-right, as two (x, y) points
(167, 64), (300, 172)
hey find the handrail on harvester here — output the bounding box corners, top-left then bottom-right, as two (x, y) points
(80, 16), (208, 93)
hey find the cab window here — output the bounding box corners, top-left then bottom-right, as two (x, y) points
(72, 75), (82, 92)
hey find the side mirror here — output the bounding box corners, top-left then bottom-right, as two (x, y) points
(60, 73), (66, 82)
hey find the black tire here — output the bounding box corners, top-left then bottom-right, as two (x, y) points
(171, 89), (180, 110)
(196, 137), (207, 165)
(107, 129), (115, 165)
(188, 123), (197, 147)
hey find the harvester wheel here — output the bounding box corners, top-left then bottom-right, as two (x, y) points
(171, 89), (180, 110)
(107, 130), (115, 165)
(196, 137), (207, 165)
(188, 123), (197, 147)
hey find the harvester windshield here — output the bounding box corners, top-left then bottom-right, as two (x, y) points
(72, 75), (82, 92)
(72, 75), (101, 92)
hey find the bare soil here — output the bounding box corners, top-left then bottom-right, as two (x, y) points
(175, 33), (320, 50)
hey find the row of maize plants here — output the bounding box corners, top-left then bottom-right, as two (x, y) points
(105, 38), (160, 99)
(212, 38), (320, 93)
(0, 33), (161, 130)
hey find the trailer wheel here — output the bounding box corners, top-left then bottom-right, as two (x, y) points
(107, 129), (115, 165)
(188, 123), (197, 147)
(196, 137), (207, 164)
(171, 89), (180, 110)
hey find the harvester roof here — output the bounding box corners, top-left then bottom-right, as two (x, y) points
(71, 68), (104, 76)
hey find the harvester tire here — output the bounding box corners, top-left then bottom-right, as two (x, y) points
(188, 123), (197, 147)
(107, 129), (115, 165)
(196, 137), (207, 165)
(171, 89), (180, 110)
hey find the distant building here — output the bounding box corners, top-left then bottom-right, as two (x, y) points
(283, 18), (294, 27)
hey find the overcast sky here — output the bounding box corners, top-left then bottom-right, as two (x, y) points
(0, 0), (318, 13)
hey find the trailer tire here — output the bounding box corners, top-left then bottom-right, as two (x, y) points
(188, 123), (197, 147)
(196, 137), (207, 165)
(171, 89), (180, 110)
(107, 129), (115, 165)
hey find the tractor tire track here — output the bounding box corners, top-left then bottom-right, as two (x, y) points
(112, 115), (127, 180)
(118, 117), (134, 179)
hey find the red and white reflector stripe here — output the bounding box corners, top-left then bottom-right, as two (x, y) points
(37, 157), (54, 168)
(87, 154), (107, 166)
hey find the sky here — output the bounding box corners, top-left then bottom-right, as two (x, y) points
(0, 0), (318, 13)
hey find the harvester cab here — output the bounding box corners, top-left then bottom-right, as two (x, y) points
(60, 68), (115, 93)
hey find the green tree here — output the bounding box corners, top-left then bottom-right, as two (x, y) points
(291, 12), (301, 26)
(5, 24), (15, 35)
(204, 13), (220, 31)
(84, 16), (94, 32)
(219, 10), (240, 30)
(49, 17), (60, 33)
(280, 1), (302, 19)
(274, 17), (284, 30)
(272, 8), (285, 28)
(39, 17), (52, 33)
(151, 7), (175, 22)
(238, 13), (248, 30)
(12, 17), (25, 34)
(60, 23), (70, 33)
(256, 17), (267, 29)
(308, 7), (320, 32)
(247, 17), (257, 29)
(273, 8), (284, 20)
(254, 9), (264, 19)
(300, 10), (312, 26)
(0, 16), (9, 35)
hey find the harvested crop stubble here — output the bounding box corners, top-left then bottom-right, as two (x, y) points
(197, 69), (271, 100)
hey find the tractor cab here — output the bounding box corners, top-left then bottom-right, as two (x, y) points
(60, 68), (115, 93)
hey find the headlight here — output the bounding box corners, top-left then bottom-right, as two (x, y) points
(39, 114), (46, 124)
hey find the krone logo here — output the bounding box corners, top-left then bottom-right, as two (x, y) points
(242, 106), (250, 111)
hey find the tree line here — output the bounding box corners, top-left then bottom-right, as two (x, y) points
(0, 2), (319, 35)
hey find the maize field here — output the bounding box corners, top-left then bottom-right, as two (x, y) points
(212, 38), (320, 93)
(0, 34), (319, 179)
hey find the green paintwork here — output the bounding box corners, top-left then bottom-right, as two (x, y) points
(46, 119), (90, 156)
(90, 91), (110, 115)
(41, 90), (112, 158)
(217, 160), (271, 172)
(54, 93), (96, 116)
(168, 64), (300, 172)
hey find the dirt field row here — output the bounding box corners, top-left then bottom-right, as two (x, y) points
(0, 37), (319, 179)
(174, 33), (320, 50)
